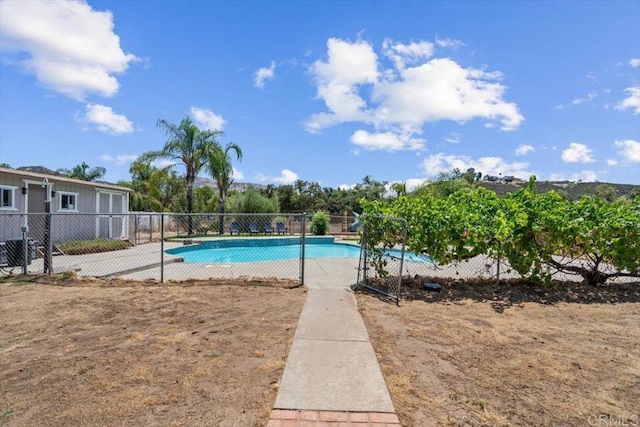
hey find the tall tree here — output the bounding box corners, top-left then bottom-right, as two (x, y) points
(139, 116), (223, 234)
(57, 161), (106, 181)
(123, 158), (176, 211)
(390, 181), (407, 197)
(206, 142), (243, 234)
(275, 184), (296, 212)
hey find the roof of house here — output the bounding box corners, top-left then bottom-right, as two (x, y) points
(0, 167), (133, 192)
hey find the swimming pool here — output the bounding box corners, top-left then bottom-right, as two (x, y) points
(166, 237), (432, 264)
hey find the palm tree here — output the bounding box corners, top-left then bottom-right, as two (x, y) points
(139, 116), (223, 235)
(390, 181), (407, 197)
(57, 162), (106, 182)
(124, 158), (173, 212)
(207, 142), (243, 234)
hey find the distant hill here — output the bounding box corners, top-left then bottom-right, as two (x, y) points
(478, 180), (639, 201)
(12, 165), (120, 186)
(16, 165), (63, 176)
(194, 176), (267, 192)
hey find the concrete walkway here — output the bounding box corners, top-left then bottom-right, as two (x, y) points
(268, 260), (400, 426)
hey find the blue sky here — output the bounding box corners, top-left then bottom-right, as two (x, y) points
(1, 0), (639, 189)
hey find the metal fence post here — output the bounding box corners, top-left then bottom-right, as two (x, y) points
(21, 226), (28, 275)
(160, 213), (164, 283)
(43, 211), (53, 275)
(361, 221), (368, 284)
(133, 214), (138, 245)
(396, 218), (408, 306)
(47, 213), (53, 274)
(300, 212), (306, 286)
(356, 230), (365, 286)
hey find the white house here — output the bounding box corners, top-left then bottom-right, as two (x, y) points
(0, 167), (132, 244)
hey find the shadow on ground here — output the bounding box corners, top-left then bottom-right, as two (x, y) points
(356, 276), (640, 312)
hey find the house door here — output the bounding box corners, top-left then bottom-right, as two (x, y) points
(26, 183), (47, 245)
(96, 191), (126, 239)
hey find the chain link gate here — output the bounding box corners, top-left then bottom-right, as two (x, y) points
(357, 215), (408, 305)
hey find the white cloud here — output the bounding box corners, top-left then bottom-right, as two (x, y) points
(405, 178), (429, 192)
(606, 159), (618, 166)
(434, 37), (464, 49)
(154, 159), (176, 168)
(190, 106), (225, 131)
(630, 58), (640, 68)
(615, 86), (640, 115)
(305, 38), (523, 151)
(384, 179), (430, 197)
(231, 166), (244, 180)
(420, 153), (532, 179)
(350, 130), (425, 152)
(373, 58), (522, 131)
(258, 169), (299, 185)
(382, 38), (434, 70)
(444, 132), (461, 144)
(0, 0), (137, 101)
(576, 171), (598, 182)
(571, 92), (597, 105)
(273, 169), (299, 184)
(100, 154), (138, 165)
(306, 38), (378, 133)
(254, 61), (276, 89)
(338, 183), (356, 190)
(554, 91), (598, 109)
(548, 171), (598, 182)
(614, 139), (640, 163)
(76, 103), (134, 134)
(515, 144), (535, 156)
(561, 143), (595, 163)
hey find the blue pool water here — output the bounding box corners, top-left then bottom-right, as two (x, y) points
(166, 237), (432, 264)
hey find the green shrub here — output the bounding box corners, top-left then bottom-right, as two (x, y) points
(361, 177), (640, 286)
(57, 238), (132, 255)
(310, 211), (330, 235)
(227, 186), (279, 214)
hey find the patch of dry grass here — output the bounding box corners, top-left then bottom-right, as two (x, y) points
(1, 279), (306, 427)
(358, 293), (640, 427)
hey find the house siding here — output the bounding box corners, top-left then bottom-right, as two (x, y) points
(0, 168), (131, 244)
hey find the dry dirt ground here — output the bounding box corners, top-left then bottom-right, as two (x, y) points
(357, 279), (640, 427)
(0, 274), (306, 427)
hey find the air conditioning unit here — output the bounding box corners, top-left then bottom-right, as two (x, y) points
(5, 239), (37, 267)
(0, 242), (7, 267)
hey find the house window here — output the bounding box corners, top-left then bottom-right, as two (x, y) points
(0, 185), (17, 210)
(58, 192), (79, 211)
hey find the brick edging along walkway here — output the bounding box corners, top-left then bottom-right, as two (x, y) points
(268, 409), (401, 426)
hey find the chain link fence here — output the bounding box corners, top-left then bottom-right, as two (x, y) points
(0, 211), (543, 288)
(393, 252), (521, 284)
(356, 215), (408, 305)
(328, 214), (360, 236)
(5, 212), (627, 292)
(354, 214), (639, 303)
(127, 212), (363, 243)
(0, 213), (308, 283)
